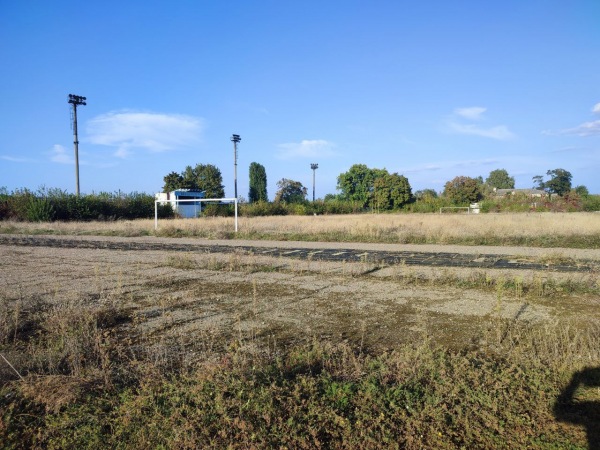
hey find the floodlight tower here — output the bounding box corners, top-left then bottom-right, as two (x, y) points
(231, 134), (241, 200)
(68, 94), (87, 196)
(310, 163), (319, 202)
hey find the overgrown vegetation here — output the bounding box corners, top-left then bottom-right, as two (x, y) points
(1, 290), (598, 449)
(1, 185), (599, 224)
(0, 188), (173, 222)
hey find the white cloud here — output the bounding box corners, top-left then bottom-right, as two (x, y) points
(557, 120), (600, 137)
(445, 107), (515, 140)
(86, 110), (205, 158)
(276, 139), (336, 159)
(405, 158), (499, 174)
(0, 155), (35, 163)
(49, 144), (73, 164)
(545, 103), (600, 136)
(447, 122), (516, 140)
(404, 164), (443, 173)
(454, 106), (486, 121)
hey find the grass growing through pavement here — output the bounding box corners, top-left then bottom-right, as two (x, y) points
(2, 212), (600, 248)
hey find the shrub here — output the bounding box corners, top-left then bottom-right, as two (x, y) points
(582, 194), (600, 212)
(0, 189), (174, 222)
(202, 203), (235, 217)
(26, 197), (55, 222)
(240, 201), (288, 217)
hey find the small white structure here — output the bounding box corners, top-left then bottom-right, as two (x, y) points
(469, 203), (480, 214)
(155, 189), (206, 218)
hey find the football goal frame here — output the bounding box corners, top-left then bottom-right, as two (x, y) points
(438, 205), (480, 214)
(154, 198), (238, 232)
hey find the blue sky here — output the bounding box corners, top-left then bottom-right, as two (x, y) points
(1, 0), (599, 198)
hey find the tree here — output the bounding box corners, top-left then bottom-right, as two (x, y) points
(414, 189), (438, 200)
(574, 185), (589, 197)
(544, 168), (572, 196)
(248, 162), (268, 203)
(443, 176), (483, 204)
(336, 164), (388, 207)
(373, 173), (413, 210)
(192, 164), (225, 198)
(533, 168), (572, 196)
(274, 178), (307, 203)
(162, 171), (183, 192)
(485, 169), (515, 189)
(164, 164), (225, 198)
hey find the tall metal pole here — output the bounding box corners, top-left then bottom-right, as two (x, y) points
(231, 134), (241, 200)
(310, 163), (318, 202)
(68, 94), (86, 196)
(73, 105), (80, 195)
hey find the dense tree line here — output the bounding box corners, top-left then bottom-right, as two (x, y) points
(3, 165), (595, 223)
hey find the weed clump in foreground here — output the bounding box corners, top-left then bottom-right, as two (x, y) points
(1, 295), (599, 450)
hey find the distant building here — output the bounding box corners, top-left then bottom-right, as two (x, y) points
(155, 189), (206, 218)
(493, 188), (546, 197)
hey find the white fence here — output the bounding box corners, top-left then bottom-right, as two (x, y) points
(154, 198), (238, 232)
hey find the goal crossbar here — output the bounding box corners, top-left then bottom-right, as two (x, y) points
(439, 206), (471, 214)
(154, 198), (238, 232)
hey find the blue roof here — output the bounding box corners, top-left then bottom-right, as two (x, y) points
(172, 189), (205, 197)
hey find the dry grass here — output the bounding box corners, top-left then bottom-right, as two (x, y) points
(2, 212), (600, 247)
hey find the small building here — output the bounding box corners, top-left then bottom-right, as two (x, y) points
(155, 189), (206, 218)
(493, 188), (546, 197)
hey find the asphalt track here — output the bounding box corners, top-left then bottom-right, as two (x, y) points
(1, 235), (598, 273)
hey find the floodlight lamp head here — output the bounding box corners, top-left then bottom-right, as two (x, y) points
(231, 134), (241, 143)
(68, 94), (87, 105)
(311, 163), (319, 170)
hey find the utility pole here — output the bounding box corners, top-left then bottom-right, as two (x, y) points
(68, 94), (87, 196)
(231, 134), (241, 201)
(310, 163), (318, 202)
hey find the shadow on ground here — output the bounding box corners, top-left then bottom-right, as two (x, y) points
(555, 367), (600, 449)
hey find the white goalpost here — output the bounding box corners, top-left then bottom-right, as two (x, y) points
(439, 203), (480, 214)
(154, 198), (238, 232)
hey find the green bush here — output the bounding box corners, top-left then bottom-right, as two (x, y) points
(407, 196), (454, 213)
(320, 199), (365, 214)
(240, 201), (288, 217)
(0, 188), (174, 222)
(26, 197), (55, 222)
(202, 203), (235, 217)
(0, 188), (34, 220)
(582, 194), (600, 211)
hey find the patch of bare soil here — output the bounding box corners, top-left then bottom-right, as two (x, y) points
(2, 238), (598, 354)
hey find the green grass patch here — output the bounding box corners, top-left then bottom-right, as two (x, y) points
(1, 338), (595, 449)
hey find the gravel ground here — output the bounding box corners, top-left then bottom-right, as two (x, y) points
(2, 235), (598, 353)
